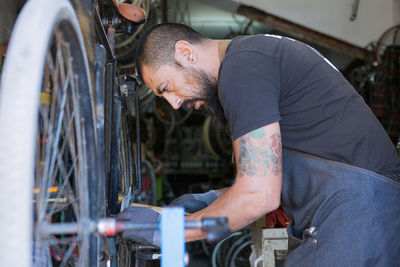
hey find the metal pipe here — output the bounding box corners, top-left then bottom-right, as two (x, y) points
(134, 86), (142, 195)
(119, 222), (158, 231)
(95, 44), (106, 219)
(38, 222), (81, 236)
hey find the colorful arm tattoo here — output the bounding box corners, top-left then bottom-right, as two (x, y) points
(238, 128), (282, 177)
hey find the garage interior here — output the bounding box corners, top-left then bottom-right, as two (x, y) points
(0, 0), (399, 266)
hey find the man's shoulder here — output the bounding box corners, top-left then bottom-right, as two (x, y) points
(226, 34), (302, 59)
(218, 34), (283, 96)
(227, 34), (275, 57)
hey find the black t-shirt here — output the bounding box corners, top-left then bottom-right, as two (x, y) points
(218, 34), (400, 175)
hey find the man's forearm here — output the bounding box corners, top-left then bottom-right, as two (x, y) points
(185, 122), (283, 242)
(213, 187), (230, 197)
(184, 183), (278, 242)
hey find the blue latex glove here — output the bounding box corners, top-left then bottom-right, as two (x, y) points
(117, 206), (161, 247)
(169, 190), (218, 213)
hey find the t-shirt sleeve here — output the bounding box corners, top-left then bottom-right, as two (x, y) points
(218, 51), (281, 141)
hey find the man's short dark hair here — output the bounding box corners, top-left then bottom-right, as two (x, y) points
(135, 23), (208, 82)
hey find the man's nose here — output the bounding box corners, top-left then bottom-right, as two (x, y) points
(163, 93), (182, 109)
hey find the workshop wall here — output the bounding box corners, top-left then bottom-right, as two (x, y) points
(167, 0), (270, 39)
(232, 0), (400, 48)
(166, 0), (355, 70)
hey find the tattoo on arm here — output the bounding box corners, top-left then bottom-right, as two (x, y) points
(238, 128), (282, 177)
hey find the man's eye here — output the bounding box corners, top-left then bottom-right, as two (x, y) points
(163, 86), (168, 93)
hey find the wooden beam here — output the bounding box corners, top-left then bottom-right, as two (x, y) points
(237, 5), (374, 62)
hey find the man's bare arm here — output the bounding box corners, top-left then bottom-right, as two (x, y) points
(213, 187), (230, 197)
(185, 122), (282, 242)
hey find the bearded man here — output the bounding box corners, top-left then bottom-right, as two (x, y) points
(117, 23), (400, 266)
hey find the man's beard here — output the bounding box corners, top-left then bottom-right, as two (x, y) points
(181, 67), (228, 131)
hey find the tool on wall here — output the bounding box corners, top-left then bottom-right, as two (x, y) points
(350, 0), (360, 21)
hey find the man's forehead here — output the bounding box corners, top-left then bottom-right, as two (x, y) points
(142, 65), (160, 89)
(142, 64), (175, 94)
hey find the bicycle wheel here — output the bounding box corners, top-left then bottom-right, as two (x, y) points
(0, 0), (100, 266)
(375, 24), (400, 64)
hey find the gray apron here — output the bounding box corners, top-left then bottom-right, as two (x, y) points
(281, 149), (400, 267)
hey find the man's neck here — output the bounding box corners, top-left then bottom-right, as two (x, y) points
(218, 40), (231, 63)
(200, 39), (231, 79)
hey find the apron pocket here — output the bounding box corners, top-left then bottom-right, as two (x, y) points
(292, 215), (312, 239)
(287, 216), (312, 253)
(285, 225), (318, 267)
(288, 233), (303, 253)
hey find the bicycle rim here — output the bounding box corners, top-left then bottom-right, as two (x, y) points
(0, 0), (98, 266)
(33, 30), (95, 267)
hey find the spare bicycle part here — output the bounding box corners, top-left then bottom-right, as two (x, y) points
(115, 0), (151, 50)
(202, 117), (232, 159)
(375, 24), (400, 64)
(153, 97), (194, 135)
(349, 0), (360, 21)
(98, 0), (145, 34)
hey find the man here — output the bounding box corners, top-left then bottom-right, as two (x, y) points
(118, 23), (400, 266)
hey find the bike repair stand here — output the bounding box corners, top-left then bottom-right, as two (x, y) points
(98, 207), (229, 266)
(161, 207), (186, 266)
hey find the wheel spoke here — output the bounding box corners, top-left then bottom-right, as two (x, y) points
(69, 71), (86, 221)
(47, 196), (80, 217)
(46, 69), (71, 189)
(39, 45), (72, 221)
(59, 236), (79, 267)
(45, 156), (77, 220)
(37, 51), (58, 220)
(47, 235), (77, 246)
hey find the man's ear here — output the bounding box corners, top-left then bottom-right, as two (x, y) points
(174, 40), (196, 65)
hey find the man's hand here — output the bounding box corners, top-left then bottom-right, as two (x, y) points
(117, 206), (161, 247)
(117, 190), (219, 245)
(169, 190), (218, 213)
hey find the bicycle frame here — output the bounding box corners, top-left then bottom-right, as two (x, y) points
(72, 0), (145, 216)
(71, 0), (146, 264)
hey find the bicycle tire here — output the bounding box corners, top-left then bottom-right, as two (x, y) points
(375, 24), (400, 64)
(0, 0), (100, 266)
